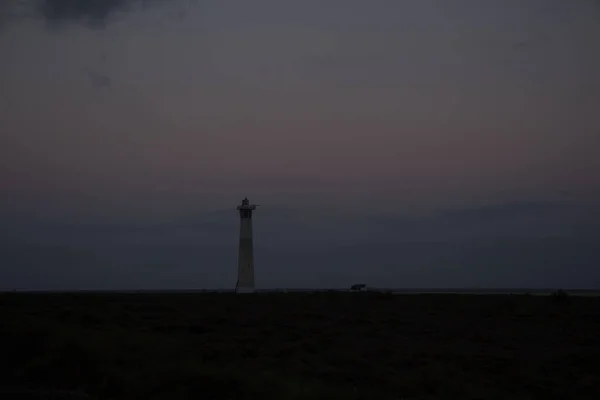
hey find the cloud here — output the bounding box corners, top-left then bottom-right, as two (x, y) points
(433, 201), (572, 221)
(38, 0), (136, 29)
(0, 0), (175, 31)
(85, 69), (112, 88)
(360, 200), (600, 243)
(0, 1), (22, 32)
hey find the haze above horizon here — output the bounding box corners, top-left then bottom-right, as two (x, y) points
(1, 0), (599, 290)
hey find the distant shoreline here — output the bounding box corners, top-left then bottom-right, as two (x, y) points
(3, 288), (600, 296)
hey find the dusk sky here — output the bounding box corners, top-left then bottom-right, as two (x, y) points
(1, 0), (599, 290)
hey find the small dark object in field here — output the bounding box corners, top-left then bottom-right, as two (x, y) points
(551, 289), (569, 303)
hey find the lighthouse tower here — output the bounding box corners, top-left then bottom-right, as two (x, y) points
(236, 197), (257, 293)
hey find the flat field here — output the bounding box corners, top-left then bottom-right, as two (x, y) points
(1, 292), (599, 399)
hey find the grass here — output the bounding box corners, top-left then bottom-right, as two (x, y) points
(1, 291), (599, 399)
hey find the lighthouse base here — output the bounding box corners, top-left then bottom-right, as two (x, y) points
(236, 287), (255, 294)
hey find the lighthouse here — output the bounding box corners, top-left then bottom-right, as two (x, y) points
(236, 197), (257, 293)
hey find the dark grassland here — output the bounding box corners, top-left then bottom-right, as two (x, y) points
(1, 292), (599, 399)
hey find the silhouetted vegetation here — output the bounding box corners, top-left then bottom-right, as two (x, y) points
(1, 292), (599, 399)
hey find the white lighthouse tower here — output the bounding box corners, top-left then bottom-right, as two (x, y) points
(236, 197), (257, 293)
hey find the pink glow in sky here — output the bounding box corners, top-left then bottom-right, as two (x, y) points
(1, 0), (599, 217)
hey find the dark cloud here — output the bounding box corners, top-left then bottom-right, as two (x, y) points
(0, 0), (175, 31)
(423, 201), (599, 242)
(38, 0), (136, 29)
(38, 0), (188, 29)
(0, 1), (22, 32)
(358, 201), (600, 243)
(433, 201), (572, 221)
(85, 69), (112, 88)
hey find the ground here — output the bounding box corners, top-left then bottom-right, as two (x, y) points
(1, 292), (599, 399)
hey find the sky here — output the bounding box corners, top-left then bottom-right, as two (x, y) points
(1, 0), (599, 290)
